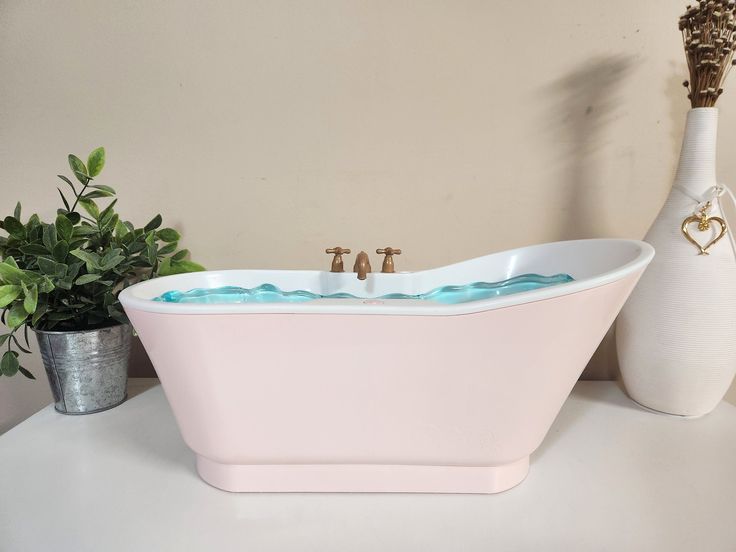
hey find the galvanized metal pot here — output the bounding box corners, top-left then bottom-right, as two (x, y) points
(34, 324), (132, 415)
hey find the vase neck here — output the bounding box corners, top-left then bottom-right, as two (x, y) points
(673, 108), (718, 196)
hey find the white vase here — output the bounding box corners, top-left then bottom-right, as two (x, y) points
(617, 108), (736, 417)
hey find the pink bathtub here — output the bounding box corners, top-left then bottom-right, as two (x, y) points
(119, 239), (653, 494)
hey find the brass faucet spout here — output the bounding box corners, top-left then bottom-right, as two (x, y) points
(353, 251), (371, 280)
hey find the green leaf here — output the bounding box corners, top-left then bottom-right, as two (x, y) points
(55, 214), (74, 241)
(26, 214), (40, 229)
(75, 273), (102, 285)
(157, 228), (180, 242)
(89, 184), (116, 194)
(7, 303), (28, 328)
(177, 260), (205, 272)
(72, 224), (99, 237)
(19, 244), (49, 256)
(31, 304), (48, 326)
(157, 257), (173, 276)
(83, 190), (114, 199)
(18, 366), (35, 379)
(4, 257), (19, 268)
(42, 223), (57, 251)
(157, 242), (177, 256)
(144, 234), (157, 265)
(65, 261), (83, 280)
(22, 271), (47, 284)
(78, 198), (99, 219)
(159, 259), (206, 276)
(74, 170), (91, 183)
(87, 147), (105, 177)
(35, 276), (54, 294)
(13, 202), (21, 220)
(36, 257), (55, 275)
(55, 279), (73, 290)
(68, 154), (88, 184)
(1, 351), (19, 377)
(45, 312), (74, 321)
(0, 285), (21, 308)
(102, 213), (118, 233)
(101, 255), (125, 271)
(11, 334), (31, 354)
(21, 282), (37, 314)
(131, 241), (147, 257)
(101, 248), (123, 264)
(70, 249), (101, 271)
(52, 240), (69, 263)
(0, 334), (9, 347)
(37, 257), (67, 278)
(99, 201), (118, 229)
(144, 214), (162, 232)
(171, 249), (189, 261)
(57, 174), (77, 194)
(0, 261), (25, 285)
(2, 216), (25, 238)
(114, 219), (130, 238)
(108, 306), (129, 325)
(64, 211), (81, 225)
(57, 188), (71, 211)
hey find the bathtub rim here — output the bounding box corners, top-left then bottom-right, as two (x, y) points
(119, 238), (654, 316)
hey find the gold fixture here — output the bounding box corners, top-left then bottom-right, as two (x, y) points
(376, 247), (401, 273)
(353, 251), (371, 280)
(681, 202), (728, 255)
(326, 247), (351, 272)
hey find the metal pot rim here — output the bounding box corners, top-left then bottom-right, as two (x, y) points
(32, 323), (131, 336)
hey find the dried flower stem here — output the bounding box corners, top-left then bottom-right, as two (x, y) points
(680, 1), (736, 107)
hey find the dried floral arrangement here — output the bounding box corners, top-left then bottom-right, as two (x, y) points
(680, 1), (736, 107)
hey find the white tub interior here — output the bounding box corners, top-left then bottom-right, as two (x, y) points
(119, 239), (653, 316)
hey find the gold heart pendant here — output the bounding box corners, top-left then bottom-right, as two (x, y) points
(681, 213), (728, 255)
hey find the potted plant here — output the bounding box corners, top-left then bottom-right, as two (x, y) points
(0, 147), (203, 414)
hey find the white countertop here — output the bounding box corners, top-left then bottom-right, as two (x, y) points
(1, 381), (734, 551)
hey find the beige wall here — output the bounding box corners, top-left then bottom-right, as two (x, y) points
(2, 0), (736, 430)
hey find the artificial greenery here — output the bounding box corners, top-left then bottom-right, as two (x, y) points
(0, 147), (204, 379)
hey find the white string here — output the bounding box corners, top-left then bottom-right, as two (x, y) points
(672, 182), (736, 260)
(717, 184), (736, 260)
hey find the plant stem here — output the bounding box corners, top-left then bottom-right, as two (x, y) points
(69, 181), (90, 213)
(7, 327), (16, 352)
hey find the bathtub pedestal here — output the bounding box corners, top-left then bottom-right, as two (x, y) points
(195, 455), (530, 494)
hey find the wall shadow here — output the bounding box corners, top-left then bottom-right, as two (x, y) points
(666, 62), (689, 162)
(544, 55), (634, 241)
(542, 56), (634, 380)
(583, 326), (619, 380)
(129, 335), (157, 377)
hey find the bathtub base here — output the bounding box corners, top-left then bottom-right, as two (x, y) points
(196, 455), (530, 494)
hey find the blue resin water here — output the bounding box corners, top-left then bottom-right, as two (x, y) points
(154, 273), (574, 305)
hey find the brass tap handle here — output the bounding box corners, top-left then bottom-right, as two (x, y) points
(376, 247), (402, 273)
(326, 247), (351, 273)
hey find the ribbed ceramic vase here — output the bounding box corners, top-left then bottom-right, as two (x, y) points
(617, 108), (736, 417)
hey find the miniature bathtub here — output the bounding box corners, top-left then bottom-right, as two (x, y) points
(119, 239), (653, 494)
